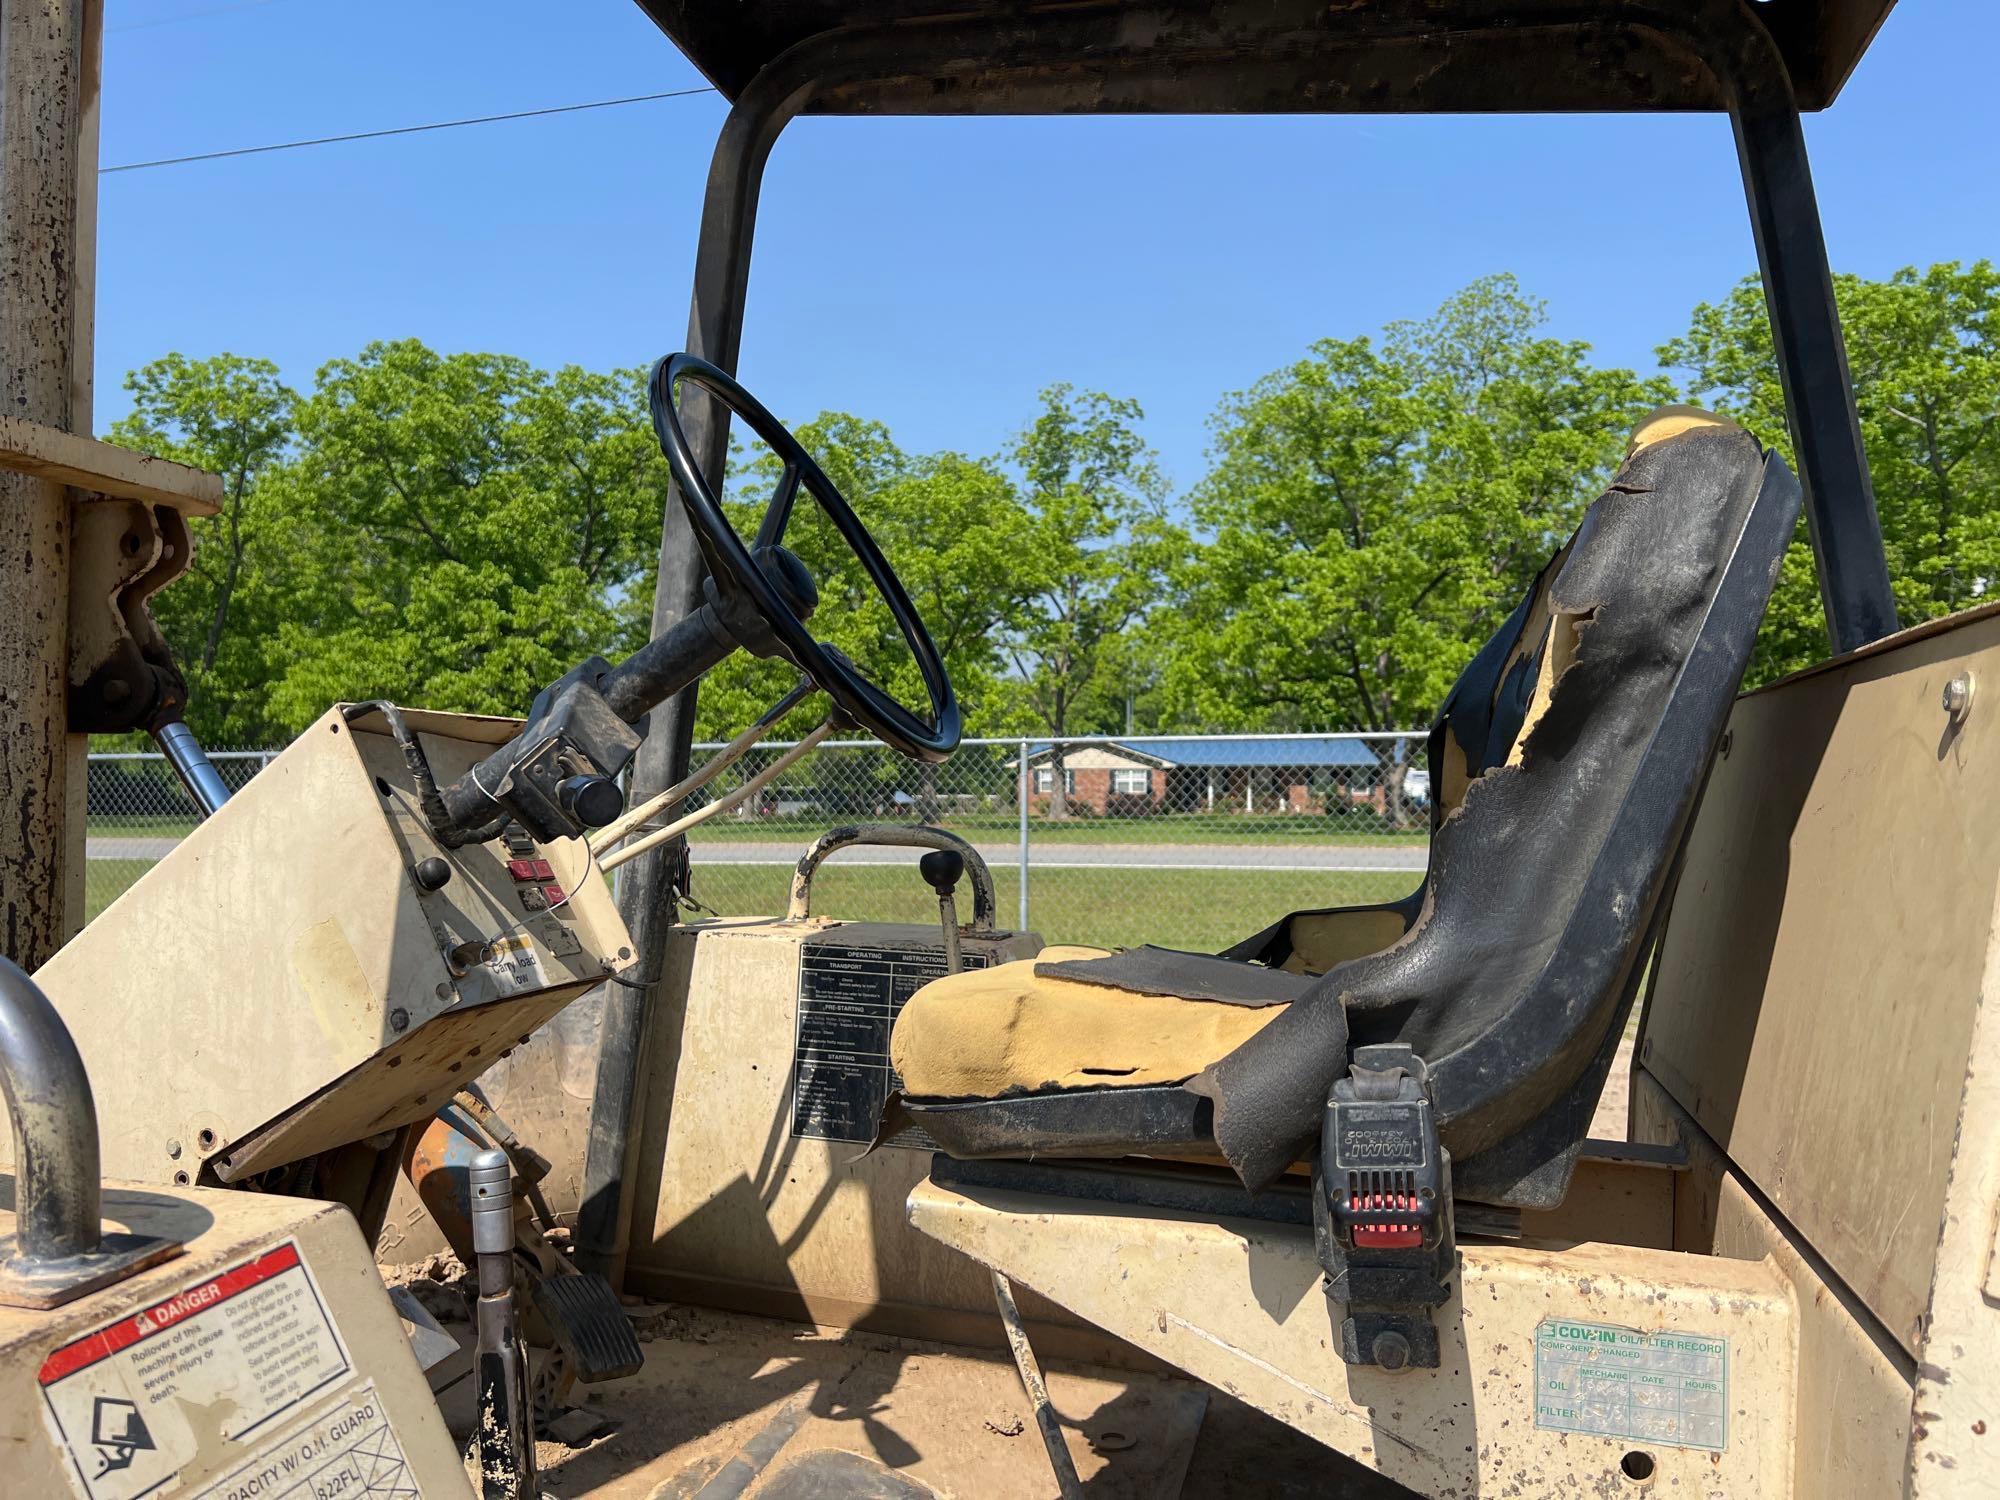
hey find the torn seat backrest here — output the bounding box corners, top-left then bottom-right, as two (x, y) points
(1191, 424), (1804, 1205)
(1228, 545), (1574, 978)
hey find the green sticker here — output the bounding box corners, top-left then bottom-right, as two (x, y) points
(1533, 1319), (1728, 1452)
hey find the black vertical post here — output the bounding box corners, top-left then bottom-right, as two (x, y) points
(575, 70), (813, 1284)
(1728, 66), (1898, 652)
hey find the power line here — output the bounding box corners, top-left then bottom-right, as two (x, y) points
(100, 85), (719, 175)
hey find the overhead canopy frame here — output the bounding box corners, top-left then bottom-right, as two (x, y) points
(637, 0), (1895, 115)
(576, 0), (1904, 1284)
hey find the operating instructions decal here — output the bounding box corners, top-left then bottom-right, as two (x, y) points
(793, 941), (990, 1144)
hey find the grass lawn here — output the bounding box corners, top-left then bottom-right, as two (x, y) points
(82, 855), (1413, 953)
(86, 813), (201, 839)
(84, 859), (156, 922)
(690, 862), (1414, 952)
(683, 808), (1429, 847)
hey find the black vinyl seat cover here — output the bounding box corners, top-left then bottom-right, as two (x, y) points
(899, 425), (1802, 1208)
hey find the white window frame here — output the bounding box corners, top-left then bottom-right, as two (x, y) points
(1110, 768), (1151, 797)
(1034, 767), (1076, 794)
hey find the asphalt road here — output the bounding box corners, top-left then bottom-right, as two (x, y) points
(86, 835), (1428, 872)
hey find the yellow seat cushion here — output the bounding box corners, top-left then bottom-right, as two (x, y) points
(890, 945), (1289, 1099)
(1628, 403), (1741, 456)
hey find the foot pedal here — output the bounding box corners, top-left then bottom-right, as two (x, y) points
(531, 1272), (643, 1383)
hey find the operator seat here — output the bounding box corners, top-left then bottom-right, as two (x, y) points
(889, 408), (1803, 1209)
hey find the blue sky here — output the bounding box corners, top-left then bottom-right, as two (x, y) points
(98, 0), (1997, 492)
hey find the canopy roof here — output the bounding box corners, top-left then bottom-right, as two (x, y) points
(635, 1), (1895, 116)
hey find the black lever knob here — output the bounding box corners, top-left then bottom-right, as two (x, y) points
(558, 773), (624, 829)
(412, 856), (452, 893)
(918, 849), (965, 897)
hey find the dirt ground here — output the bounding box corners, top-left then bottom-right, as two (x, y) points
(400, 1024), (1641, 1498)
(424, 1301), (1410, 1499)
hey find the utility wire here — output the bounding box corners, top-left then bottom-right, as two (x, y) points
(100, 85), (718, 174)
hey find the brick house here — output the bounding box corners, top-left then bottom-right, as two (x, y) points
(1012, 737), (1397, 815)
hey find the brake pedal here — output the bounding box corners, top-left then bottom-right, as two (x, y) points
(530, 1272), (643, 1383)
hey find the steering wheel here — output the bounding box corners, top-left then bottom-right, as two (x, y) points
(647, 353), (962, 763)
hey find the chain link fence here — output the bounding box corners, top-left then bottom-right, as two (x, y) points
(83, 732), (1430, 951)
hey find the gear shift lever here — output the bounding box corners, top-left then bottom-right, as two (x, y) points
(918, 850), (966, 976)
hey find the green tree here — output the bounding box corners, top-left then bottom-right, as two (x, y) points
(1004, 385), (1183, 816)
(1662, 260), (2000, 683)
(108, 353), (298, 743)
(1166, 275), (1670, 815)
(264, 340), (668, 730)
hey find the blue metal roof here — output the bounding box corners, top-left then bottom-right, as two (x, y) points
(1023, 736), (1399, 769)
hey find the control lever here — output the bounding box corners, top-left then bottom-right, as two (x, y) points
(918, 849), (966, 976)
(470, 1150), (536, 1498)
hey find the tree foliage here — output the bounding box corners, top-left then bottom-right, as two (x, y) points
(1662, 260), (2000, 683)
(104, 264), (2000, 765)
(109, 353), (297, 743)
(1164, 276), (1670, 743)
(1000, 386), (1184, 812)
(266, 341), (668, 728)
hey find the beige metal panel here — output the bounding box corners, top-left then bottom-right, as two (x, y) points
(13, 706), (631, 1186)
(1631, 1067), (1914, 1497)
(1516, 1147), (1677, 1250)
(216, 979), (596, 1180)
(0, 1181), (470, 1498)
(909, 1178), (1797, 1498)
(628, 917), (1055, 1332)
(0, 413), (222, 513)
(1642, 608), (2000, 1354)
(376, 987), (610, 1265)
(1716, 1174), (1915, 1499)
(1905, 883), (2000, 1494)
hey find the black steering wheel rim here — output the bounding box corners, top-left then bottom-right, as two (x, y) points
(647, 352), (962, 762)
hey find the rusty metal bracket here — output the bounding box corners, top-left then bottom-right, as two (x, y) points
(0, 413), (220, 735)
(69, 496), (197, 734)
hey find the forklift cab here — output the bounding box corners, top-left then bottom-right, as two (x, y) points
(570, 1), (1993, 1495)
(6, 1), (1998, 1498)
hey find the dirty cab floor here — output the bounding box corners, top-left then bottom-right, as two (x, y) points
(435, 1302), (1411, 1498)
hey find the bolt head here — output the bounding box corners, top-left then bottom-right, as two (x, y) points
(390, 1007), (411, 1032)
(1372, 1330), (1412, 1371)
(1942, 674), (1974, 719)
